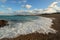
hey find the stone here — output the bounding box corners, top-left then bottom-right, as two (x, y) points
(0, 20), (8, 27)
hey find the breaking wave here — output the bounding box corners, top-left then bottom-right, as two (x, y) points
(0, 16), (56, 39)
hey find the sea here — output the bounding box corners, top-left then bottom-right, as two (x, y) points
(0, 15), (56, 39)
(0, 15), (39, 22)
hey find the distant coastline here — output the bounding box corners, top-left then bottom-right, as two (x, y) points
(14, 12), (60, 16)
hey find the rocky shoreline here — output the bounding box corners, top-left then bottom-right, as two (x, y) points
(0, 13), (60, 40)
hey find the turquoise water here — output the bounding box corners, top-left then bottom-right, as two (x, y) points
(0, 15), (39, 21)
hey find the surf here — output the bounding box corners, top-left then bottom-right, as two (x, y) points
(0, 16), (56, 39)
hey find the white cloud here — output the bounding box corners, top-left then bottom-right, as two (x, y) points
(25, 4), (32, 9)
(14, 10), (33, 15)
(8, 2), (60, 15)
(0, 11), (13, 15)
(0, 5), (13, 12)
(32, 2), (60, 14)
(46, 2), (60, 13)
(48, 2), (58, 8)
(6, 8), (12, 11)
(44, 8), (56, 13)
(0, 1), (60, 15)
(55, 5), (60, 11)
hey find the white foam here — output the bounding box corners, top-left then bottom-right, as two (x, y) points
(0, 17), (56, 39)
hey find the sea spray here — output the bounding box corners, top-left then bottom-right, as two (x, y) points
(0, 16), (56, 39)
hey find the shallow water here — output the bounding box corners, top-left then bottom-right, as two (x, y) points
(0, 16), (56, 39)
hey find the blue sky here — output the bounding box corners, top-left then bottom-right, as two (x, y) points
(0, 0), (60, 15)
(0, 0), (56, 10)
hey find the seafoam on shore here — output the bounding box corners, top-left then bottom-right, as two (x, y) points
(0, 16), (56, 39)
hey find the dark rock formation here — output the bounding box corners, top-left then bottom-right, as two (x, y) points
(0, 20), (8, 27)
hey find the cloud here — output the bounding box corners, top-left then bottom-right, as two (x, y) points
(25, 4), (32, 9)
(55, 5), (60, 11)
(13, 10), (33, 15)
(44, 8), (56, 13)
(6, 8), (12, 11)
(13, 1), (60, 15)
(0, 11), (12, 15)
(48, 2), (58, 8)
(46, 2), (60, 13)
(0, 5), (12, 12)
(0, 1), (60, 15)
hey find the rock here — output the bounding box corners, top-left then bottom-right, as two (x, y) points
(0, 20), (8, 27)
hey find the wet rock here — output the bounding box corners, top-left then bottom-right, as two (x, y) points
(0, 20), (8, 27)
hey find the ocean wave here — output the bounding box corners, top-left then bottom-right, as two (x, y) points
(0, 16), (56, 39)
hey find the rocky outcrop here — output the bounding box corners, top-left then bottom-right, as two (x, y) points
(0, 20), (8, 27)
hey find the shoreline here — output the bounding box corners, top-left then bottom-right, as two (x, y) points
(0, 13), (60, 40)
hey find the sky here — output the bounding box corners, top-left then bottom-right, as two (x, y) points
(0, 0), (60, 15)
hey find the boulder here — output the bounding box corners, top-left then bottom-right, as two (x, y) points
(0, 20), (8, 27)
